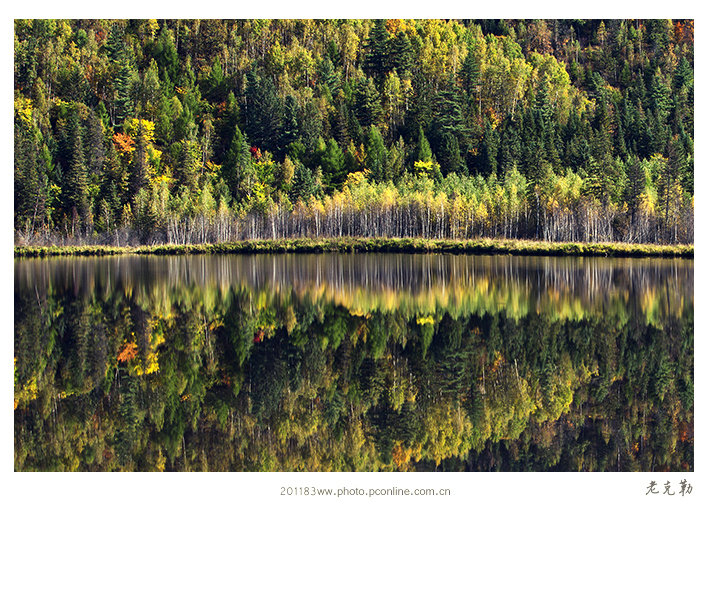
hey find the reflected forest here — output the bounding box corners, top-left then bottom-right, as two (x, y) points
(15, 254), (693, 471)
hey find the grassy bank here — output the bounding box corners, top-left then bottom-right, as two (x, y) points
(14, 238), (694, 259)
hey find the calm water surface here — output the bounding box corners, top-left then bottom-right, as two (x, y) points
(14, 254), (693, 471)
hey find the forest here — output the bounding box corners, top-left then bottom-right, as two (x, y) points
(14, 19), (694, 246)
(14, 254), (693, 471)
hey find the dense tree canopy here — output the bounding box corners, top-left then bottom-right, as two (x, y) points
(14, 19), (694, 245)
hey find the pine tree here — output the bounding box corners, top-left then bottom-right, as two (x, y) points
(176, 138), (201, 192)
(438, 132), (466, 176)
(498, 116), (521, 176)
(320, 138), (346, 191)
(626, 154), (645, 223)
(435, 82), (468, 139)
(223, 125), (255, 203)
(282, 94), (300, 147)
(365, 125), (387, 181)
(65, 108), (89, 223)
(662, 137), (686, 242)
(106, 23), (126, 63)
(84, 111), (106, 179)
(614, 108), (628, 159)
(317, 57), (339, 97)
(245, 71), (283, 154)
(461, 42), (480, 104)
(363, 20), (390, 82)
(292, 160), (318, 199)
(332, 94), (353, 147)
(650, 69), (673, 123)
(478, 117), (499, 176)
(129, 121), (149, 197)
(674, 56), (693, 91)
(413, 125), (433, 164)
(14, 117), (47, 232)
(355, 77), (383, 128)
(386, 136), (406, 181)
(152, 25), (179, 85)
(107, 25), (136, 129)
(389, 31), (413, 78)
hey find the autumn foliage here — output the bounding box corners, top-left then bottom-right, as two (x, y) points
(117, 341), (138, 363)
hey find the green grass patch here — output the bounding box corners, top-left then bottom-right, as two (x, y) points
(14, 238), (694, 259)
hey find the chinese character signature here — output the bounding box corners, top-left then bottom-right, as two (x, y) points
(646, 480), (692, 496)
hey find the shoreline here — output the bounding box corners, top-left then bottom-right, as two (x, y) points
(13, 238), (694, 259)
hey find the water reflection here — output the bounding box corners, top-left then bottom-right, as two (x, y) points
(14, 254), (693, 472)
(15, 253), (693, 322)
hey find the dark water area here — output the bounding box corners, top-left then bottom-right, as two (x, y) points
(14, 254), (693, 471)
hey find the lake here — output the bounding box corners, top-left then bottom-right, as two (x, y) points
(14, 253), (693, 471)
